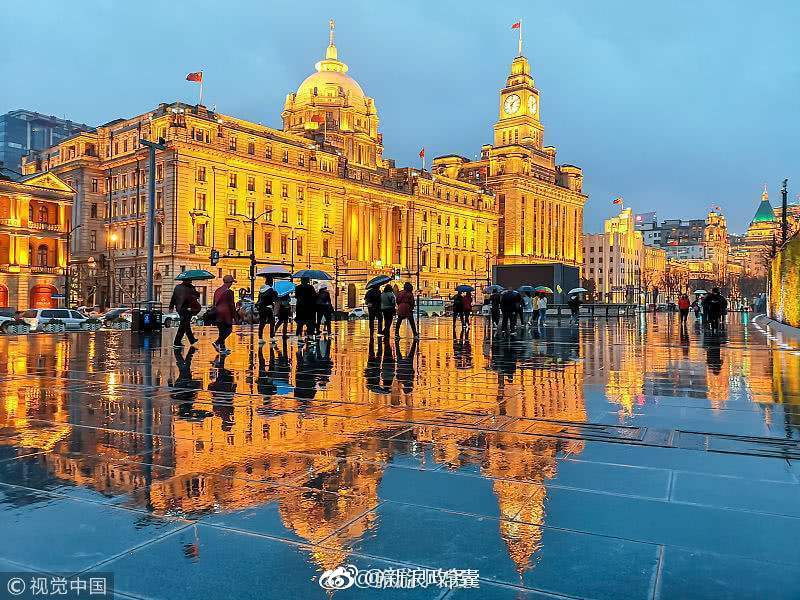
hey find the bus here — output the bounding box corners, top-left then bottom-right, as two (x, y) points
(417, 297), (445, 317)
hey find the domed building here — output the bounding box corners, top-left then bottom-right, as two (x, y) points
(282, 20), (384, 170)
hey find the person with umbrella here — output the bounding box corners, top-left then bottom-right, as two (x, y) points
(395, 282), (419, 339)
(256, 275), (278, 344)
(274, 282), (293, 338)
(567, 294), (582, 325)
(451, 290), (465, 332)
(488, 286), (502, 327)
(521, 290), (534, 328)
(537, 291), (549, 327)
(463, 290), (473, 329)
(294, 276), (317, 339)
(500, 288), (522, 333)
(316, 284), (333, 336)
(380, 284), (397, 337)
(169, 275), (202, 348)
(212, 274), (236, 354)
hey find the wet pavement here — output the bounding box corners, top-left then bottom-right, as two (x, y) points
(0, 313), (799, 599)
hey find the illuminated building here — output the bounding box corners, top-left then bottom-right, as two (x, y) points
(0, 171), (74, 309)
(22, 22), (586, 308)
(582, 208), (643, 303)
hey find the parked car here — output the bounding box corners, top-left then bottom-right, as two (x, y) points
(101, 307), (132, 327)
(163, 311), (180, 327)
(0, 308), (30, 334)
(347, 307), (368, 320)
(20, 308), (101, 332)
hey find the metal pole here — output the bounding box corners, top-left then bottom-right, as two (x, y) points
(781, 178), (789, 246)
(139, 138), (166, 305)
(416, 238), (421, 323)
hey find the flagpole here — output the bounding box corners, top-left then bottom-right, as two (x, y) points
(199, 73), (204, 106)
(518, 19), (523, 56)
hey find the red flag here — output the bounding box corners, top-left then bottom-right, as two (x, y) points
(613, 197), (623, 205)
(186, 71), (203, 82)
(310, 114), (324, 124)
(511, 21), (521, 29)
(419, 148), (425, 158)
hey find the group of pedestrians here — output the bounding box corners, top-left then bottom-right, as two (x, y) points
(365, 282), (419, 339)
(677, 287), (728, 335)
(450, 291), (474, 331)
(487, 289), (551, 333)
(256, 275), (334, 344)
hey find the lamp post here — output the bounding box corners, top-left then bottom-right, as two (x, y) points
(64, 223), (82, 309)
(333, 250), (348, 311)
(234, 208), (273, 304)
(108, 231), (118, 306)
(781, 178), (789, 246)
(138, 137), (167, 306)
(415, 238), (435, 323)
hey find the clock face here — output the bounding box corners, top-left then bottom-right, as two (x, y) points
(503, 94), (520, 115)
(528, 96), (537, 114)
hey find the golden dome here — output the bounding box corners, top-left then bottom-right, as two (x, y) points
(294, 20), (367, 104)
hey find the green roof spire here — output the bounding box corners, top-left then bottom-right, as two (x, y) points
(751, 184), (775, 224)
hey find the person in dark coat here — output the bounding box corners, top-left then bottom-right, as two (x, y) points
(212, 274), (236, 354)
(169, 280), (201, 347)
(365, 285), (383, 337)
(451, 291), (465, 332)
(380, 284), (397, 337)
(315, 284), (333, 335)
(567, 294), (582, 325)
(256, 276), (277, 344)
(500, 289), (522, 333)
(294, 277), (317, 338)
(702, 287), (726, 335)
(489, 290), (502, 327)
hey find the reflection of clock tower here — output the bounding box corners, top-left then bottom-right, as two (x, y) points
(493, 54), (544, 149)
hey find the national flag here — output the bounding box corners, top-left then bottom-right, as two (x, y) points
(310, 114), (324, 124)
(511, 21), (521, 29)
(419, 148), (425, 158)
(613, 197), (623, 205)
(186, 71), (203, 82)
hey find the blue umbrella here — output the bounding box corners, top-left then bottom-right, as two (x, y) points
(293, 269), (333, 281)
(517, 285), (536, 293)
(456, 284), (475, 293)
(273, 280), (296, 297)
(484, 285), (504, 294)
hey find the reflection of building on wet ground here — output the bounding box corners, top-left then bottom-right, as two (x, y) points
(2, 315), (800, 597)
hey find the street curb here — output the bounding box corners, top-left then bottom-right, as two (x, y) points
(752, 314), (800, 342)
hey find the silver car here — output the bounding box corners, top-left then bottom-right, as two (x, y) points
(20, 309), (100, 332)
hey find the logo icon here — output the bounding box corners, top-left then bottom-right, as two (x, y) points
(318, 565), (357, 590)
(7, 577), (26, 596)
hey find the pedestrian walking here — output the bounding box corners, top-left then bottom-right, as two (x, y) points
(365, 285), (383, 337)
(256, 276), (278, 344)
(538, 293), (548, 327)
(395, 282), (419, 338)
(294, 277), (317, 338)
(211, 274), (236, 354)
(500, 288), (521, 333)
(380, 284), (397, 336)
(463, 291), (473, 329)
(521, 291), (534, 327)
(489, 290), (501, 327)
(568, 294), (582, 325)
(678, 294), (690, 328)
(169, 279), (201, 347)
(451, 291), (465, 331)
(315, 284), (333, 335)
(702, 287), (725, 335)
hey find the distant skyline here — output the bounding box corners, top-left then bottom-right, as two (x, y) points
(1, 0), (798, 232)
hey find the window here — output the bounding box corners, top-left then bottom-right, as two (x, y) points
(156, 191), (163, 209)
(90, 230), (97, 251)
(246, 231), (253, 252)
(121, 174), (128, 188)
(323, 191), (330, 205)
(156, 163), (163, 181)
(247, 176), (255, 192)
(282, 149), (288, 163)
(265, 180), (272, 195)
(281, 183), (288, 198)
(265, 145), (272, 159)
(38, 205), (48, 223)
(322, 238), (329, 257)
(227, 198), (237, 215)
(197, 166), (206, 182)
(297, 188), (304, 201)
(37, 245), (48, 266)
(264, 232), (272, 253)
(229, 136), (237, 151)
(228, 228), (237, 249)
(196, 223), (207, 246)
(296, 237), (303, 257)
(247, 141), (255, 155)
(196, 192), (207, 211)
(90, 204), (98, 218)
(281, 207), (289, 223)
(298, 154), (305, 166)
(91, 178), (98, 192)
(228, 173), (237, 188)
(280, 235), (288, 254)
(323, 213), (329, 229)
(297, 208), (304, 226)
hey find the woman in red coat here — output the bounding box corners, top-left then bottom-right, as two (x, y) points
(212, 274), (237, 354)
(394, 282), (419, 339)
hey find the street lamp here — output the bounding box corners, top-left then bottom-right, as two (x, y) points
(108, 231), (118, 307)
(415, 238), (435, 322)
(64, 223), (82, 308)
(233, 208), (274, 304)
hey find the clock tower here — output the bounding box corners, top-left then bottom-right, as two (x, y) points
(493, 54), (543, 149)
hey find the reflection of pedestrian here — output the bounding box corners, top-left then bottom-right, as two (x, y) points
(172, 347), (203, 419)
(396, 338), (418, 394)
(294, 277), (317, 338)
(256, 345), (277, 400)
(294, 342), (318, 401)
(364, 337), (383, 392)
(381, 337), (396, 390)
(380, 285), (397, 337)
(209, 353), (236, 430)
(212, 274), (236, 354)
(395, 282), (419, 339)
(169, 280), (201, 347)
(315, 284), (333, 335)
(365, 285), (383, 337)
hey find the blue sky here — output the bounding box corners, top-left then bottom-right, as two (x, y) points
(2, 0), (798, 232)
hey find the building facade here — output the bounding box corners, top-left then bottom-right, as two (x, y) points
(0, 110), (92, 177)
(22, 24), (586, 309)
(0, 171), (74, 309)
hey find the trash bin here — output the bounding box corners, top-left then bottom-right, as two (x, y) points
(131, 302), (163, 332)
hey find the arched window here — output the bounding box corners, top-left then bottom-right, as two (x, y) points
(38, 205), (48, 223)
(37, 245), (48, 266)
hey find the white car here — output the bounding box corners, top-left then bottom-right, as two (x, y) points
(162, 311), (181, 327)
(0, 309), (30, 334)
(20, 308), (101, 332)
(348, 307), (368, 320)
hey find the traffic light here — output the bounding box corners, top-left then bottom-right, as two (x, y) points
(393, 267), (401, 280)
(210, 248), (220, 266)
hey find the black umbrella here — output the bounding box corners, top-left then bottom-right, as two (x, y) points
(366, 275), (392, 289)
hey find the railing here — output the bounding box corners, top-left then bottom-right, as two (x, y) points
(541, 303), (638, 318)
(30, 265), (64, 274)
(29, 221), (64, 232)
(0, 217), (21, 227)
